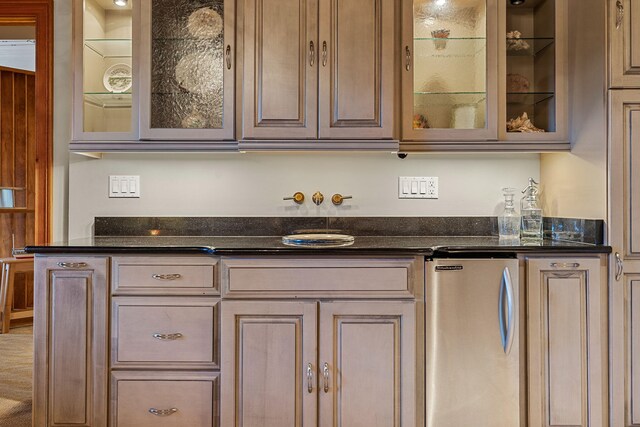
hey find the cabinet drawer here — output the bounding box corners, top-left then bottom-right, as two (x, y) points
(112, 297), (218, 369)
(112, 256), (218, 295)
(221, 257), (422, 299)
(112, 371), (218, 427)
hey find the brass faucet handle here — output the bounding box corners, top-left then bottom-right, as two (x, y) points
(331, 194), (352, 206)
(312, 191), (324, 206)
(283, 192), (305, 204)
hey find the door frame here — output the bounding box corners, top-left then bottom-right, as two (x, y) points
(0, 0), (52, 244)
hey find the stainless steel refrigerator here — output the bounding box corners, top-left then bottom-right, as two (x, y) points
(426, 258), (520, 427)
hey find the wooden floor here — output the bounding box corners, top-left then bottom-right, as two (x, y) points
(0, 322), (32, 427)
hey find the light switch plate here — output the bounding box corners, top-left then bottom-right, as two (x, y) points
(398, 176), (438, 199)
(109, 175), (140, 198)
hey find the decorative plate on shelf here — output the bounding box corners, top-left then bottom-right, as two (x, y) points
(103, 63), (132, 93)
(174, 52), (222, 95)
(187, 7), (223, 39)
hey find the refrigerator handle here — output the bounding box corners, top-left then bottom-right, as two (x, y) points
(500, 267), (516, 355)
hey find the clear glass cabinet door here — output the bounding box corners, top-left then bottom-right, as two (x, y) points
(402, 0), (498, 142)
(73, 0), (138, 140)
(139, 0), (235, 140)
(501, 0), (566, 142)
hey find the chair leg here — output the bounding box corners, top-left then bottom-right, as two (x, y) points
(1, 267), (14, 334)
(0, 264), (7, 333)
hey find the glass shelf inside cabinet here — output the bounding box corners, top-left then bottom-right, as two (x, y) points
(414, 37), (486, 58)
(506, 37), (554, 57)
(84, 39), (132, 58)
(83, 92), (132, 108)
(506, 92), (554, 105)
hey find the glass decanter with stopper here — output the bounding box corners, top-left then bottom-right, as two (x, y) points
(498, 187), (520, 244)
(520, 178), (543, 243)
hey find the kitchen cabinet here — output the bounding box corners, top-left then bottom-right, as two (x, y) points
(73, 0), (138, 141)
(219, 256), (421, 427)
(139, 0), (235, 140)
(526, 257), (607, 427)
(401, 0), (498, 142)
(609, 0), (640, 88)
(72, 0), (236, 150)
(33, 256), (109, 427)
(108, 256), (220, 426)
(220, 300), (416, 427)
(609, 90), (640, 426)
(400, 0), (568, 150)
(240, 0), (395, 141)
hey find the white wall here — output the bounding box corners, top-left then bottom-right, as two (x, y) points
(539, 0), (607, 220)
(68, 152), (540, 238)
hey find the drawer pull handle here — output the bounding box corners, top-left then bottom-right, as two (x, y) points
(152, 273), (182, 281)
(152, 333), (183, 341)
(57, 262), (88, 269)
(550, 262), (580, 269)
(149, 408), (178, 417)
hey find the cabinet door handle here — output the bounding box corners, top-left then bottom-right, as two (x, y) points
(309, 41), (315, 67)
(307, 363), (313, 393)
(225, 45), (232, 70)
(616, 252), (624, 281)
(549, 262), (580, 269)
(57, 262), (88, 269)
(149, 408), (178, 416)
(405, 45), (411, 71)
(322, 362), (329, 393)
(152, 273), (182, 281)
(616, 0), (624, 29)
(322, 41), (327, 67)
(152, 333), (183, 340)
(498, 267), (515, 354)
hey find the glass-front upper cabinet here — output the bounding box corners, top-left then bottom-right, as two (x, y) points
(402, 0), (498, 142)
(500, 0), (567, 142)
(139, 0), (235, 140)
(73, 0), (138, 141)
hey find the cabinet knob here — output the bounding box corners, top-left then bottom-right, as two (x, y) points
(331, 194), (352, 206)
(283, 192), (305, 204)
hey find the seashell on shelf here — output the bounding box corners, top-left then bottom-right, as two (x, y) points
(506, 112), (545, 133)
(506, 30), (530, 51)
(413, 114), (430, 129)
(187, 7), (223, 39)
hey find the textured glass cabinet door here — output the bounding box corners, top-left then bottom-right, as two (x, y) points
(402, 0), (498, 142)
(73, 0), (138, 141)
(139, 0), (235, 140)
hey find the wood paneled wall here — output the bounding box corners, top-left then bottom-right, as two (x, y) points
(0, 66), (36, 309)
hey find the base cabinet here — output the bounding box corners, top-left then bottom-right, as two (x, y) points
(220, 300), (416, 427)
(526, 257), (607, 427)
(33, 256), (109, 427)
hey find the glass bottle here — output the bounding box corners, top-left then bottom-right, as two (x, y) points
(498, 187), (520, 243)
(520, 178), (543, 243)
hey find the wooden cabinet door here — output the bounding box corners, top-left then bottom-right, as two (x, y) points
(318, 0), (395, 139)
(527, 258), (607, 427)
(33, 256), (109, 427)
(139, 0), (236, 140)
(220, 301), (317, 427)
(318, 301), (416, 427)
(610, 0), (640, 88)
(609, 90), (640, 426)
(241, 0), (318, 139)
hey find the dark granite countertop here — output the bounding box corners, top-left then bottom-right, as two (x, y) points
(25, 235), (611, 256)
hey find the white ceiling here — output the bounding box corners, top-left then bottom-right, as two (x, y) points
(94, 0), (132, 11)
(0, 40), (35, 72)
